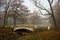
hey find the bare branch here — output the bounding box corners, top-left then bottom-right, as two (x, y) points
(50, 0), (53, 4)
(48, 0), (53, 4)
(31, 0), (52, 15)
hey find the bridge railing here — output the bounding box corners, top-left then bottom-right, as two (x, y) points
(5, 24), (52, 30)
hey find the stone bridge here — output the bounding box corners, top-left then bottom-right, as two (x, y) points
(7, 24), (51, 31)
(14, 24), (37, 31)
(6, 24), (51, 35)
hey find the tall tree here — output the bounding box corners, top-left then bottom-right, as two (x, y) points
(53, 2), (60, 29)
(31, 0), (57, 28)
(3, 0), (11, 27)
(11, 0), (29, 25)
(0, 0), (29, 28)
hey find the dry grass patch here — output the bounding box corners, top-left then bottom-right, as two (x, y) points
(17, 31), (60, 40)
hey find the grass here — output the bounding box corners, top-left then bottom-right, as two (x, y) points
(17, 30), (60, 40)
(0, 27), (16, 40)
(0, 27), (60, 40)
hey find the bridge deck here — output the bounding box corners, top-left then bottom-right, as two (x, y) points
(6, 24), (48, 28)
(5, 24), (52, 31)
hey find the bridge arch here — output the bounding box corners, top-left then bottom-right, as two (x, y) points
(14, 27), (34, 31)
(14, 27), (34, 36)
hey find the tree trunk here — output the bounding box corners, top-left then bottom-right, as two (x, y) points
(48, 0), (57, 28)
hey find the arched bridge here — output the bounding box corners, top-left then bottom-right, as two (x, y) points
(6, 24), (52, 35)
(13, 24), (39, 35)
(13, 24), (38, 32)
(6, 24), (51, 31)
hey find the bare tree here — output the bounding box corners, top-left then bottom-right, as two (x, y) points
(30, 11), (40, 24)
(11, 0), (29, 25)
(53, 2), (60, 29)
(0, 0), (29, 28)
(48, 0), (57, 28)
(31, 0), (57, 28)
(3, 0), (11, 27)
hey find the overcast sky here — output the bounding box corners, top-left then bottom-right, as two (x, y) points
(0, 0), (58, 12)
(24, 0), (37, 12)
(24, 0), (58, 12)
